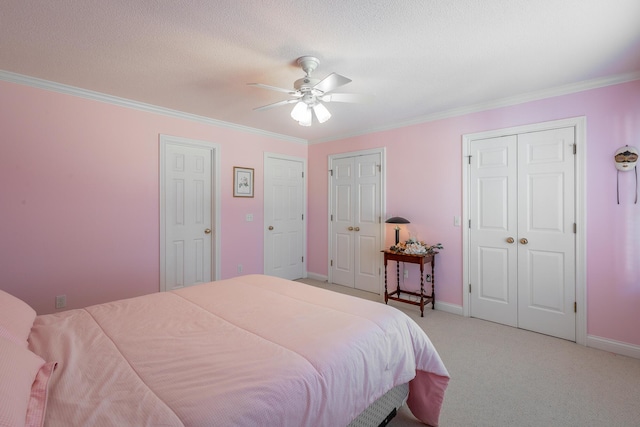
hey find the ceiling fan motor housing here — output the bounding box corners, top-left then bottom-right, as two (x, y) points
(294, 77), (321, 91)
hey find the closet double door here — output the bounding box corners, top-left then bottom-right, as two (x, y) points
(330, 152), (382, 293)
(469, 127), (576, 341)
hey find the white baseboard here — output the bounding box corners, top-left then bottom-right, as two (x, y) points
(434, 301), (464, 316)
(306, 272), (328, 282)
(587, 335), (640, 360)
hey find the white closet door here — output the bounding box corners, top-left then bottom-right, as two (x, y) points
(469, 135), (519, 327)
(331, 156), (357, 287)
(469, 128), (576, 341)
(517, 127), (575, 341)
(330, 152), (382, 292)
(354, 154), (382, 293)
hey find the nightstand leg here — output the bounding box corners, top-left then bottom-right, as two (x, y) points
(431, 259), (436, 309)
(419, 264), (425, 317)
(384, 261), (388, 304)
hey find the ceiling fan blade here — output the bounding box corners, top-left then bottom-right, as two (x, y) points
(313, 73), (352, 93)
(321, 93), (374, 103)
(253, 99), (298, 111)
(248, 83), (297, 95)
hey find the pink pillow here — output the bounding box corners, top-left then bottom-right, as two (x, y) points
(0, 337), (56, 427)
(0, 289), (37, 347)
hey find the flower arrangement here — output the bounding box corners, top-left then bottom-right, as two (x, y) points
(390, 238), (443, 255)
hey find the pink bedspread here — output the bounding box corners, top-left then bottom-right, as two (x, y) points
(28, 274), (449, 426)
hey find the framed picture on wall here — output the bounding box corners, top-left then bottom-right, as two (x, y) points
(233, 166), (254, 197)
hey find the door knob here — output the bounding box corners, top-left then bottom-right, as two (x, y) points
(348, 226), (354, 231)
(354, 227), (360, 231)
(520, 238), (528, 244)
(204, 228), (212, 234)
(268, 226), (274, 230)
(506, 237), (514, 244)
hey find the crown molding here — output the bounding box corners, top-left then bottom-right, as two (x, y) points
(3, 69), (638, 146)
(0, 70), (308, 145)
(309, 71), (640, 144)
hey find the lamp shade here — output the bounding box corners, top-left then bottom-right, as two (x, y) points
(385, 217), (410, 245)
(385, 216), (410, 224)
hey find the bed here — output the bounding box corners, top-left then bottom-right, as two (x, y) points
(1, 274), (449, 427)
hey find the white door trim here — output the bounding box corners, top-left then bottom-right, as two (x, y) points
(327, 147), (386, 292)
(263, 152), (308, 278)
(462, 117), (587, 345)
(159, 134), (221, 291)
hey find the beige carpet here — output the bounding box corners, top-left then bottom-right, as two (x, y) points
(297, 278), (640, 427)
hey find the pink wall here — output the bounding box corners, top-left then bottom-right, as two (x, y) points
(1, 77), (639, 349)
(308, 80), (640, 347)
(0, 80), (306, 314)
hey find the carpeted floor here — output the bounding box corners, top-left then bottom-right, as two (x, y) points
(297, 278), (640, 427)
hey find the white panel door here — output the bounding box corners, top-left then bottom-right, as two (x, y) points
(469, 135), (519, 327)
(354, 154), (382, 293)
(331, 153), (382, 293)
(469, 127), (576, 341)
(331, 157), (356, 287)
(163, 143), (212, 291)
(517, 127), (575, 340)
(264, 156), (305, 280)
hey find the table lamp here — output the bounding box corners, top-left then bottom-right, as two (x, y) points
(385, 216), (410, 245)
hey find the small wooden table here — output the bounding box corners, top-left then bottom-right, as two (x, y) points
(382, 250), (437, 317)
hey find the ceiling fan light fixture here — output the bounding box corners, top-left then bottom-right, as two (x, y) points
(297, 105), (312, 126)
(312, 102), (331, 123)
(291, 101), (308, 121)
(298, 115), (312, 127)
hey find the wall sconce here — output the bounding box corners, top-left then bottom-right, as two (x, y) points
(385, 216), (410, 245)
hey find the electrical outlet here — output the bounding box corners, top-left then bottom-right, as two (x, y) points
(237, 264), (243, 273)
(425, 274), (432, 282)
(55, 295), (66, 309)
(404, 269), (409, 279)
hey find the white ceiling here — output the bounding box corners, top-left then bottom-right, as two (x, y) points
(1, 0), (640, 143)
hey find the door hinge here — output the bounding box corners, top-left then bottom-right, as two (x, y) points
(469, 219), (471, 228)
(331, 214), (334, 221)
(330, 260), (333, 266)
(379, 216), (382, 223)
(574, 301), (577, 313)
(302, 214), (304, 220)
(573, 144), (577, 155)
(329, 169), (333, 176)
(468, 155), (472, 164)
(469, 284), (472, 293)
(301, 171), (304, 178)
(573, 223), (576, 233)
(301, 256), (304, 262)
(377, 164), (381, 172)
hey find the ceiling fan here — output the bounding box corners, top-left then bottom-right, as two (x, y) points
(248, 56), (372, 126)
